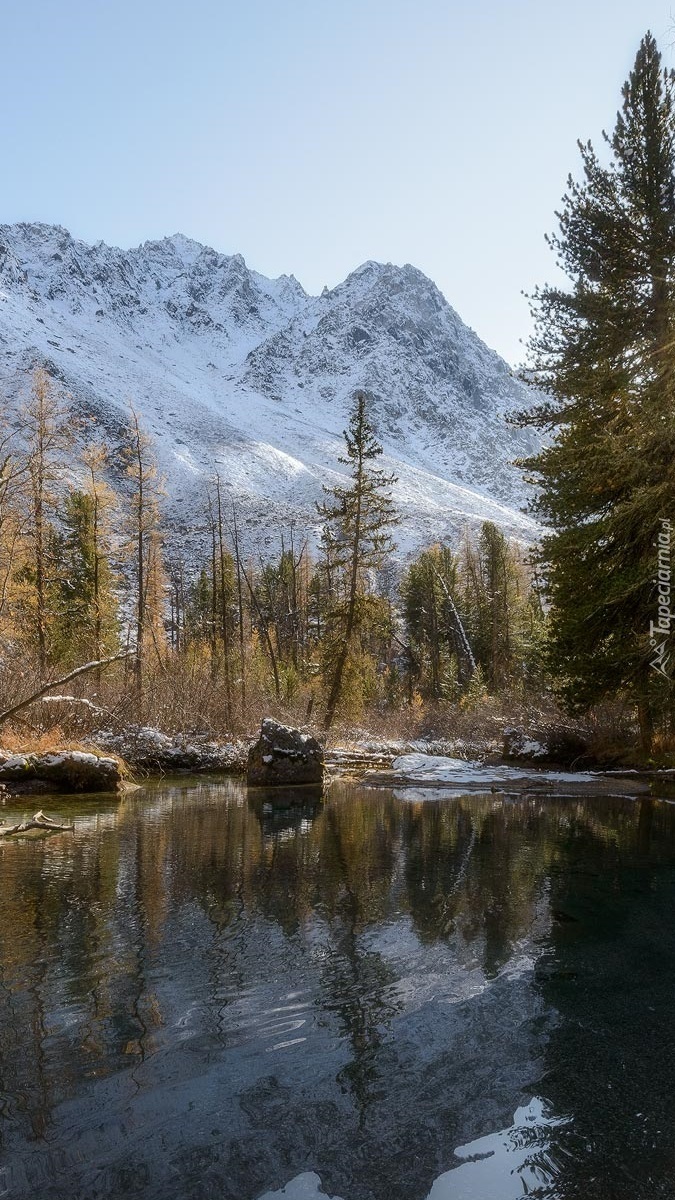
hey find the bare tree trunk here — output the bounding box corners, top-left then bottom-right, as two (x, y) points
(133, 417), (145, 715)
(208, 508), (218, 679)
(231, 503), (246, 714)
(215, 477), (232, 725)
(638, 696), (654, 755)
(0, 811), (74, 836)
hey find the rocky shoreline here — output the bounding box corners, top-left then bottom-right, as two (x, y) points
(1, 721), (672, 799)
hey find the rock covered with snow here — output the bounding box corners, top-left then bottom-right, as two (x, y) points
(247, 718), (324, 787)
(502, 728), (549, 762)
(0, 222), (543, 554)
(0, 749), (122, 792)
(502, 725), (591, 767)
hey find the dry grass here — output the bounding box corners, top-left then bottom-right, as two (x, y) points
(0, 725), (96, 754)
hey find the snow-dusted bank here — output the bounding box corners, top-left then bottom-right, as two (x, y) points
(0, 749), (122, 793)
(360, 753), (659, 797)
(91, 725), (248, 774)
(3, 726), (671, 800)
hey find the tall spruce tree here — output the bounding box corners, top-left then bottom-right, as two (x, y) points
(516, 32), (675, 749)
(461, 522), (534, 691)
(401, 545), (458, 699)
(49, 489), (119, 667)
(318, 391), (399, 730)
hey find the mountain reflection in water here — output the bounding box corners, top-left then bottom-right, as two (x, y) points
(1, 779), (675, 1199)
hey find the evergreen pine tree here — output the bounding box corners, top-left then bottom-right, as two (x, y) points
(318, 391), (399, 730)
(49, 489), (119, 667)
(461, 522), (533, 691)
(401, 544), (458, 699)
(515, 32), (675, 748)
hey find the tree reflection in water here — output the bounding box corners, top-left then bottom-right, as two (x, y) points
(0, 780), (674, 1198)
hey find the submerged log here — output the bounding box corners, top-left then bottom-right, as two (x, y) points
(0, 810), (74, 836)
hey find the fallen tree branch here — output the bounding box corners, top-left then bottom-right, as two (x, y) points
(0, 809), (74, 836)
(0, 652), (132, 729)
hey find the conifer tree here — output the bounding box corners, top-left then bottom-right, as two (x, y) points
(461, 522), (532, 690)
(402, 544), (458, 699)
(121, 408), (166, 714)
(318, 391), (399, 730)
(516, 32), (675, 748)
(49, 488), (119, 666)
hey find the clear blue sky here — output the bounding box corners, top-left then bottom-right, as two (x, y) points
(2, 0), (672, 364)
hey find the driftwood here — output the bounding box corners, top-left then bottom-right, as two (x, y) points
(0, 809), (74, 836)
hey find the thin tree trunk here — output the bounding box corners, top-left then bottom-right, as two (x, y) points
(34, 412), (47, 678)
(92, 484), (103, 686)
(434, 568), (476, 687)
(209, 517), (218, 679)
(323, 455), (363, 732)
(638, 696), (654, 755)
(134, 423), (145, 716)
(215, 478), (232, 724)
(231, 504), (246, 713)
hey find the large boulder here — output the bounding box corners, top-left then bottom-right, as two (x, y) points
(247, 719), (324, 787)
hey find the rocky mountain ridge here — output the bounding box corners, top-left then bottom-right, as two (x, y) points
(0, 222), (541, 554)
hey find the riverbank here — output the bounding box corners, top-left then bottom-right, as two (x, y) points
(3, 720), (675, 801)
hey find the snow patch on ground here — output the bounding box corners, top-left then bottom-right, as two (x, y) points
(256, 1173), (345, 1200)
(380, 753), (631, 791)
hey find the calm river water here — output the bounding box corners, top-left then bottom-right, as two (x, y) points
(2, 778), (675, 1200)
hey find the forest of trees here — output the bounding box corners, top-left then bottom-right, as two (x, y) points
(0, 376), (543, 738)
(3, 33), (674, 756)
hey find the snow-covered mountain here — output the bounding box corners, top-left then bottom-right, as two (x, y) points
(0, 223), (541, 555)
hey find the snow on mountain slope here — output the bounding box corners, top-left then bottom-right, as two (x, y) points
(0, 223), (541, 555)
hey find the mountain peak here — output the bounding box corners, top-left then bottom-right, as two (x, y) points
(0, 223), (540, 549)
(338, 258), (448, 307)
(142, 232), (209, 263)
